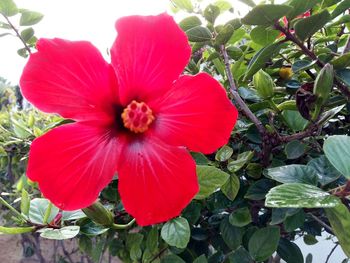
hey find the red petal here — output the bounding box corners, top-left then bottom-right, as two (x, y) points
(149, 73), (238, 154)
(20, 38), (118, 123)
(27, 123), (122, 210)
(111, 13), (191, 105)
(117, 137), (198, 226)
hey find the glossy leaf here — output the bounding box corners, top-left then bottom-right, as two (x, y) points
(221, 175), (240, 201)
(215, 145), (233, 162)
(29, 198), (59, 224)
(39, 226), (80, 240)
(227, 151), (254, 172)
(324, 135), (350, 178)
(241, 5), (293, 25)
(267, 164), (318, 185)
(229, 207), (252, 227)
(161, 217), (190, 249)
(308, 156), (342, 186)
(265, 183), (341, 208)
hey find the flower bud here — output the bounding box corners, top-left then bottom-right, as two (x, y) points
(279, 67), (293, 80)
(253, 69), (275, 99)
(82, 201), (114, 226)
(313, 63), (334, 104)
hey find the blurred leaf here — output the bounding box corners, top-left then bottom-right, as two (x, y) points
(284, 141), (306, 160)
(193, 254), (207, 263)
(277, 238), (304, 263)
(241, 5), (293, 25)
(195, 165), (230, 199)
(303, 234), (318, 245)
(39, 226), (80, 240)
(20, 10), (44, 26)
(0, 0), (18, 16)
(161, 217), (190, 249)
(20, 27), (34, 42)
(229, 207), (252, 227)
(215, 24), (234, 45)
(282, 110), (308, 132)
(227, 151), (254, 172)
(79, 220), (108, 236)
(336, 69), (350, 86)
(221, 175), (240, 201)
(324, 135), (350, 178)
(292, 59), (317, 73)
(228, 27), (246, 44)
(61, 210), (86, 222)
(250, 26), (280, 46)
(191, 152), (209, 165)
(308, 156), (342, 186)
(287, 0), (319, 19)
(295, 10), (331, 41)
(331, 0), (350, 18)
(186, 26), (212, 42)
(325, 203), (350, 257)
(0, 226), (34, 234)
(29, 198), (59, 224)
(265, 183), (341, 208)
(214, 0), (232, 13)
(170, 0), (193, 12)
(267, 164), (318, 185)
(284, 209), (305, 232)
(204, 4), (220, 24)
(228, 246), (253, 263)
(179, 16), (201, 31)
(238, 0), (256, 7)
(147, 227), (159, 254)
(215, 145), (233, 162)
(248, 226), (280, 262)
(20, 189), (30, 216)
(161, 254), (186, 263)
(332, 53), (350, 70)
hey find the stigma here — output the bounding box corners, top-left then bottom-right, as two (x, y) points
(121, 100), (155, 133)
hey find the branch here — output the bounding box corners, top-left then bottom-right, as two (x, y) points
(1, 13), (32, 54)
(280, 124), (320, 143)
(308, 213), (334, 234)
(220, 45), (266, 135)
(325, 243), (339, 263)
(274, 23), (350, 100)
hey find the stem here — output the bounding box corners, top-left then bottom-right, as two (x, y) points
(325, 243), (339, 263)
(1, 13), (32, 54)
(43, 202), (53, 224)
(0, 196), (27, 221)
(220, 45), (266, 135)
(274, 22), (350, 99)
(111, 218), (135, 230)
(308, 213), (334, 234)
(343, 35), (350, 54)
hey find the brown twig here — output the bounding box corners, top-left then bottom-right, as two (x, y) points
(1, 13), (32, 54)
(274, 22), (350, 99)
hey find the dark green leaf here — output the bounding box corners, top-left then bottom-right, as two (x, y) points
(161, 217), (190, 249)
(308, 156), (342, 186)
(265, 183), (341, 208)
(287, 0), (319, 19)
(248, 226), (280, 261)
(228, 246), (253, 263)
(186, 26), (212, 42)
(193, 254), (208, 263)
(303, 234), (318, 245)
(292, 60), (317, 73)
(241, 5), (293, 25)
(229, 207), (252, 227)
(294, 10), (331, 41)
(220, 217), (244, 250)
(215, 24), (234, 45)
(250, 26), (280, 46)
(267, 164), (318, 185)
(331, 0), (350, 18)
(221, 175), (240, 201)
(336, 69), (350, 86)
(195, 165), (230, 199)
(245, 179), (275, 200)
(331, 53), (350, 69)
(285, 140), (306, 159)
(282, 110), (308, 132)
(324, 135), (350, 178)
(277, 238), (304, 263)
(20, 27), (34, 42)
(204, 4), (220, 24)
(161, 254), (186, 263)
(179, 16), (201, 31)
(284, 209), (305, 232)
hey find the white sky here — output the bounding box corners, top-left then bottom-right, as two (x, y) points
(0, 0), (253, 84)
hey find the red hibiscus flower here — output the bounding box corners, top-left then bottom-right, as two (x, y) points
(20, 13), (238, 226)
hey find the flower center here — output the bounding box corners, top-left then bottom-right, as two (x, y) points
(121, 100), (155, 133)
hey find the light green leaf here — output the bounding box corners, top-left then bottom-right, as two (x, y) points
(331, 53), (350, 69)
(0, 226), (34, 234)
(248, 226), (280, 261)
(29, 198), (59, 224)
(267, 164), (318, 185)
(0, 0), (18, 16)
(20, 10), (44, 26)
(325, 203), (350, 257)
(324, 135), (350, 178)
(282, 110), (308, 132)
(39, 226), (80, 240)
(241, 4), (293, 25)
(195, 165), (230, 199)
(295, 10), (331, 41)
(170, 0), (193, 12)
(221, 175), (240, 201)
(227, 151), (254, 172)
(20, 189), (30, 216)
(284, 140), (306, 159)
(215, 145), (233, 162)
(250, 26), (280, 46)
(61, 210), (86, 222)
(265, 183), (341, 208)
(214, 0), (232, 13)
(161, 217), (190, 249)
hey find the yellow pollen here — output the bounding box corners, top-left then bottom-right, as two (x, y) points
(121, 100), (155, 133)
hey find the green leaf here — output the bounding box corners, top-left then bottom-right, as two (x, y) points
(186, 26), (212, 42)
(20, 27), (34, 42)
(80, 220), (109, 236)
(161, 217), (190, 249)
(39, 226), (80, 240)
(215, 145), (233, 162)
(284, 209), (305, 232)
(214, 0), (232, 13)
(0, 226), (34, 234)
(195, 165), (230, 199)
(241, 4), (293, 25)
(228, 246), (253, 263)
(0, 0), (18, 16)
(204, 4), (220, 24)
(270, 208), (300, 225)
(324, 135), (350, 178)
(250, 26), (280, 46)
(191, 152), (209, 165)
(277, 238), (304, 263)
(20, 189), (30, 216)
(325, 203), (350, 257)
(227, 151), (254, 172)
(20, 10), (44, 26)
(238, 0), (256, 7)
(331, 0), (350, 18)
(282, 110), (308, 132)
(331, 53), (350, 69)
(215, 24), (234, 45)
(61, 210), (86, 222)
(245, 179), (275, 200)
(308, 156), (342, 186)
(228, 27), (246, 44)
(229, 207), (252, 227)
(161, 254), (186, 263)
(193, 255), (208, 263)
(265, 183), (341, 208)
(179, 16), (201, 31)
(248, 226), (280, 262)
(244, 42), (283, 80)
(267, 164), (318, 185)
(221, 175), (240, 201)
(220, 217), (244, 249)
(336, 69), (350, 86)
(292, 59), (317, 73)
(29, 198), (59, 224)
(170, 0), (193, 12)
(284, 140), (306, 159)
(294, 10), (331, 41)
(287, 0), (319, 19)
(303, 234), (318, 245)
